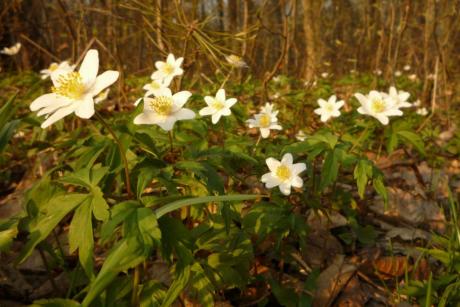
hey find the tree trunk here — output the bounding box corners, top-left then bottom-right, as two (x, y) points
(301, 0), (322, 81)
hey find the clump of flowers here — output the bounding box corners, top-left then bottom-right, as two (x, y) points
(261, 153), (306, 195)
(199, 89), (237, 124)
(246, 103), (282, 138)
(313, 95), (344, 122)
(30, 49), (119, 128)
(354, 90), (403, 125)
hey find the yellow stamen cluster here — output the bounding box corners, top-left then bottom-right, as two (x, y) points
(276, 165), (291, 181)
(162, 63), (175, 75)
(211, 100), (225, 111)
(150, 81), (160, 89)
(150, 96), (173, 115)
(371, 99), (386, 113)
(49, 63), (59, 71)
(259, 114), (271, 128)
(325, 103), (335, 112)
(52, 72), (85, 100)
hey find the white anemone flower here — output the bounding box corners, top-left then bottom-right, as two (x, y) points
(225, 55), (247, 68)
(416, 107), (428, 116)
(387, 86), (411, 108)
(261, 153), (306, 196)
(143, 78), (171, 97)
(40, 61), (76, 82)
(151, 53), (184, 84)
(394, 70), (402, 77)
(246, 103), (282, 138)
(199, 89), (237, 124)
(134, 87), (195, 131)
(403, 65), (411, 71)
(313, 95), (344, 122)
(355, 91), (403, 125)
(296, 130), (307, 141)
(0, 43), (21, 56)
(30, 49), (119, 128)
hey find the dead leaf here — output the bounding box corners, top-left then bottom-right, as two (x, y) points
(313, 255), (357, 307)
(302, 229), (343, 268)
(306, 209), (348, 230)
(335, 275), (368, 307)
(373, 256), (410, 280)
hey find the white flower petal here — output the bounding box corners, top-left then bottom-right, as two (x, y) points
(291, 176), (303, 188)
(75, 96), (95, 119)
(174, 108), (195, 121)
(281, 153), (293, 165)
(172, 91), (192, 108)
(91, 70), (119, 96)
(216, 89), (226, 102)
(211, 113), (222, 124)
(41, 104), (78, 128)
(260, 128), (270, 138)
(266, 158), (280, 172)
(279, 183), (292, 195)
(30, 93), (65, 111)
(79, 49), (99, 84)
(225, 98), (237, 108)
(199, 106), (215, 116)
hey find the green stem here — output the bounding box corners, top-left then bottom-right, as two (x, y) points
(95, 111), (132, 198)
(168, 131), (174, 152)
(252, 135), (262, 155)
(221, 118), (226, 149)
(350, 124), (371, 153)
(220, 67), (234, 89)
(131, 265), (140, 306)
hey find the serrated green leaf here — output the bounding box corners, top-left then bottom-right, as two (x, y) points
(68, 197), (94, 277)
(320, 149), (339, 190)
(17, 193), (88, 264)
(397, 130), (426, 155)
(161, 265), (191, 307)
(91, 187), (109, 222)
(354, 159), (373, 198)
(82, 236), (147, 307)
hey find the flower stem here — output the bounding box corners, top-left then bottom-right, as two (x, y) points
(350, 124), (371, 153)
(168, 131), (174, 152)
(131, 265), (140, 306)
(220, 67), (234, 89)
(221, 118), (226, 149)
(252, 135), (262, 155)
(94, 111), (133, 198)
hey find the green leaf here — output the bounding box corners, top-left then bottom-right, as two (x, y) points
(68, 197), (94, 277)
(320, 149), (339, 190)
(354, 159), (373, 199)
(91, 187), (109, 222)
(0, 93), (17, 129)
(140, 281), (166, 307)
(0, 119), (20, 153)
(154, 194), (260, 219)
(161, 266), (191, 307)
(190, 263), (214, 306)
(397, 130), (426, 155)
(0, 219), (18, 251)
(17, 193), (88, 264)
(270, 279), (298, 307)
(82, 236), (147, 307)
(372, 170), (388, 205)
(30, 298), (81, 307)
